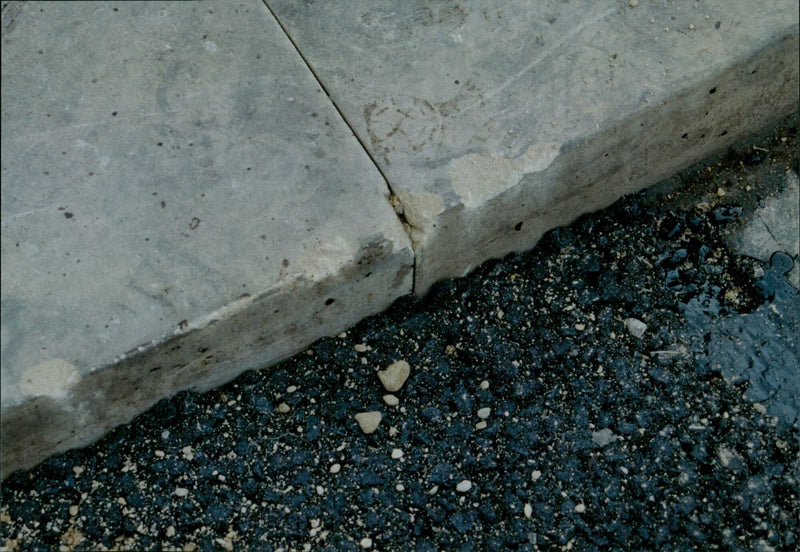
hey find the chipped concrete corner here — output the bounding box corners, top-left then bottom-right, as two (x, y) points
(448, 143), (561, 208)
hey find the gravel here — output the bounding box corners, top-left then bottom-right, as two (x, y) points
(1, 114), (798, 551)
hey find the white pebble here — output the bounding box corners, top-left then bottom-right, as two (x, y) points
(377, 360), (411, 392)
(575, 503), (586, 513)
(524, 503), (533, 518)
(475, 421), (488, 430)
(69, 505), (79, 517)
(624, 318), (647, 338)
(286, 385), (297, 393)
(391, 448), (404, 459)
(591, 428), (618, 447)
(456, 480), (472, 493)
(354, 411), (382, 434)
(354, 343), (368, 352)
(477, 407), (491, 419)
(329, 463), (341, 474)
(360, 537), (373, 549)
(276, 402), (291, 413)
(316, 485), (325, 496)
(531, 470), (542, 481)
(174, 487), (189, 497)
(383, 394), (399, 406)
(479, 380), (489, 390)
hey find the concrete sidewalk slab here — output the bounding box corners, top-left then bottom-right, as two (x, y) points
(1, 1), (412, 478)
(266, 0), (799, 294)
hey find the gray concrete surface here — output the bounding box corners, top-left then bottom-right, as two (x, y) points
(267, 0), (799, 293)
(1, 0), (798, 479)
(726, 170), (800, 289)
(0, 1), (413, 478)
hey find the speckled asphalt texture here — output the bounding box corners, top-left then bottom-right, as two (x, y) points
(1, 115), (798, 551)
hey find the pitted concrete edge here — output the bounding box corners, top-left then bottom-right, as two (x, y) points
(1, 244), (412, 479)
(407, 31), (799, 294)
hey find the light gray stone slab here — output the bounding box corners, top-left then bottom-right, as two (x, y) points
(727, 170), (800, 289)
(266, 0), (800, 294)
(0, 1), (412, 478)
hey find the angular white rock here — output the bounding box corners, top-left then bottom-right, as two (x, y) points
(354, 411), (382, 434)
(377, 360), (411, 392)
(624, 318), (647, 338)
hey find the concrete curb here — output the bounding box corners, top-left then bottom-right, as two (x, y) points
(1, 0), (798, 478)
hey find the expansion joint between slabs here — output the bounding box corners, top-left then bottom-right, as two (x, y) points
(262, 0), (420, 291)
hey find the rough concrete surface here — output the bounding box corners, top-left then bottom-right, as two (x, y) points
(726, 169), (800, 289)
(0, 1), (412, 478)
(266, 0), (799, 293)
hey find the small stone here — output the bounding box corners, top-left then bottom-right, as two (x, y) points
(377, 360), (411, 392)
(360, 537), (373, 549)
(531, 470), (542, 481)
(174, 487), (189, 497)
(623, 318), (647, 338)
(752, 402), (767, 415)
(391, 448), (404, 459)
(383, 394), (400, 406)
(354, 343), (368, 352)
(181, 446), (195, 461)
(166, 526), (176, 538)
(475, 421), (488, 430)
(316, 485), (325, 496)
(592, 428), (618, 447)
(628, 0), (638, 6)
(69, 505), (79, 517)
(477, 407), (491, 419)
(574, 323), (585, 331)
(428, 485), (439, 495)
(286, 385), (297, 393)
(184, 543), (198, 552)
(716, 186), (727, 197)
(524, 503), (533, 518)
(155, 450), (165, 458)
(456, 480), (472, 493)
(329, 463), (341, 474)
(354, 411), (382, 434)
(479, 380), (489, 390)
(276, 402), (291, 413)
(72, 466), (84, 476)
(575, 503), (586, 513)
